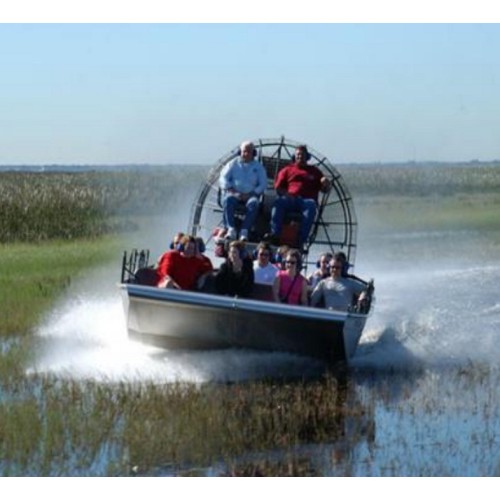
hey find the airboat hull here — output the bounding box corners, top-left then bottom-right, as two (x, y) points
(119, 136), (374, 364)
(120, 284), (368, 363)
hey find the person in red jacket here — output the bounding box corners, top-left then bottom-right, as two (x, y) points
(156, 235), (213, 290)
(265, 145), (330, 247)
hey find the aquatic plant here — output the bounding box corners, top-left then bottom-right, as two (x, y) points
(1, 164), (499, 243)
(0, 168), (204, 243)
(342, 164), (500, 197)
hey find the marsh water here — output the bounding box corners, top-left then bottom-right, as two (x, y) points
(27, 165), (500, 476)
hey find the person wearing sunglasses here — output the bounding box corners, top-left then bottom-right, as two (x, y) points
(310, 254), (367, 311)
(272, 249), (308, 306)
(253, 242), (278, 285)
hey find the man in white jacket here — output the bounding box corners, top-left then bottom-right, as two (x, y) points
(219, 141), (267, 241)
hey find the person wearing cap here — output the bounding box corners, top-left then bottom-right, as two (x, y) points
(219, 140), (267, 241)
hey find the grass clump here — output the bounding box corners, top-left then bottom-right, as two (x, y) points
(0, 169), (204, 243)
(0, 237), (121, 336)
(118, 375), (367, 475)
(343, 164), (500, 197)
(0, 375), (361, 476)
(0, 173), (108, 242)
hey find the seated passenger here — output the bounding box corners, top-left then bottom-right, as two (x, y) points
(310, 254), (368, 311)
(307, 252), (333, 289)
(195, 236), (215, 291)
(169, 231), (185, 250)
(215, 241), (254, 297)
(253, 242), (278, 285)
(156, 235), (213, 290)
(218, 140), (267, 241)
(265, 145), (331, 248)
(274, 244), (290, 270)
(335, 250), (368, 283)
(154, 231), (185, 267)
(272, 249), (308, 306)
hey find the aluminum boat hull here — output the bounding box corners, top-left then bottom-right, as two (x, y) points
(120, 284), (368, 364)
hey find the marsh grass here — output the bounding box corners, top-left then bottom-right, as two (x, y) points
(0, 374), (367, 476)
(343, 164), (500, 197)
(1, 164), (498, 243)
(0, 169), (204, 243)
(120, 376), (356, 471)
(1, 165), (499, 476)
(0, 172), (107, 242)
(357, 193), (500, 235)
(0, 237), (121, 336)
(2, 366), (498, 476)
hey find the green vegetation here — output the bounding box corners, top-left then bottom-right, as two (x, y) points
(339, 164), (500, 240)
(357, 193), (500, 235)
(343, 164), (500, 197)
(1, 172), (108, 242)
(0, 238), (121, 336)
(1, 166), (499, 476)
(1, 366), (498, 476)
(0, 168), (201, 335)
(2, 164), (499, 243)
(0, 169), (204, 243)
(0, 375), (357, 476)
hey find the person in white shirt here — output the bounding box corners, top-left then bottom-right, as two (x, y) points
(219, 141), (267, 241)
(253, 242), (278, 285)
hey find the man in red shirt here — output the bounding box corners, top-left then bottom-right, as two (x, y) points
(266, 145), (330, 247)
(156, 235), (213, 290)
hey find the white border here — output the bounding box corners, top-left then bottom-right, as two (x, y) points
(2, 1), (500, 23)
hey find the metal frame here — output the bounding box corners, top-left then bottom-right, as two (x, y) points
(188, 136), (358, 270)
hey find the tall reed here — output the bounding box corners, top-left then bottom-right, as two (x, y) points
(0, 168), (204, 243)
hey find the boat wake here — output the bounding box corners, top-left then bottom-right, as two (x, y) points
(353, 261), (500, 371)
(31, 281), (325, 384)
(30, 246), (500, 382)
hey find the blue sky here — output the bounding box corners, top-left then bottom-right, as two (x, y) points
(1, 22), (500, 164)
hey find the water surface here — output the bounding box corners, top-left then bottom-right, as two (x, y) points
(30, 165), (500, 476)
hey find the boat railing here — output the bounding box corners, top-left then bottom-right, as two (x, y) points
(349, 278), (375, 315)
(121, 249), (152, 284)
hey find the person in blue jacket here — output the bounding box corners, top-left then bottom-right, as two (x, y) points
(219, 140), (267, 241)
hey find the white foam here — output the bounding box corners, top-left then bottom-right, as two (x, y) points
(29, 218), (500, 380)
(31, 279), (324, 383)
(353, 256), (500, 370)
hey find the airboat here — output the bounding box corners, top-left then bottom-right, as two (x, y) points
(119, 137), (374, 364)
